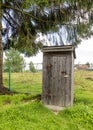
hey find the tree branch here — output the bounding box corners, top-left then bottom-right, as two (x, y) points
(3, 15), (16, 29)
(2, 4), (49, 23)
(3, 9), (20, 27)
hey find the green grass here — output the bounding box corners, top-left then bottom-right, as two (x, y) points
(3, 72), (42, 94)
(1, 70), (93, 130)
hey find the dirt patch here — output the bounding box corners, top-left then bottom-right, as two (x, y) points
(3, 100), (11, 105)
(0, 86), (15, 95)
(85, 77), (93, 81)
(21, 94), (41, 103)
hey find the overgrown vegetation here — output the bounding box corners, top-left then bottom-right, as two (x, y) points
(0, 70), (92, 130)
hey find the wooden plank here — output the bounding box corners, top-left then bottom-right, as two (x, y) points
(70, 52), (74, 106)
(45, 55), (52, 105)
(47, 56), (52, 105)
(42, 54), (47, 104)
(55, 56), (60, 106)
(51, 56), (58, 105)
(56, 56), (61, 106)
(61, 56), (67, 106)
(42, 53), (53, 105)
(52, 55), (66, 107)
(43, 45), (75, 52)
(65, 55), (71, 106)
(58, 56), (66, 106)
(43, 49), (74, 52)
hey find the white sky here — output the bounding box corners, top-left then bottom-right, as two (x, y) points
(75, 37), (93, 64)
(24, 51), (43, 65)
(25, 37), (93, 65)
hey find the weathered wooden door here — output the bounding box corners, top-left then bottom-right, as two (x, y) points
(42, 53), (73, 107)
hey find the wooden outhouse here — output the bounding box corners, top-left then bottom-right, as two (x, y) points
(42, 45), (76, 108)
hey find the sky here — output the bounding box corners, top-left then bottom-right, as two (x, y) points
(25, 37), (93, 65)
(75, 37), (93, 64)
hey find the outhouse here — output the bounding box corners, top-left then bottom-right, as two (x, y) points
(42, 45), (76, 108)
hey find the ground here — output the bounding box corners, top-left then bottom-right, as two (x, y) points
(0, 86), (16, 95)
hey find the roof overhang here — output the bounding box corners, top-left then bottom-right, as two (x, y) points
(42, 45), (76, 58)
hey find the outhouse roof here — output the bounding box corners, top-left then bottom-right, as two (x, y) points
(42, 45), (76, 58)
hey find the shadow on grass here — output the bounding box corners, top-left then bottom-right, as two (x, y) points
(74, 96), (93, 105)
(21, 94), (41, 103)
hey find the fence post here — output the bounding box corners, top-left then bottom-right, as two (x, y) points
(8, 64), (11, 91)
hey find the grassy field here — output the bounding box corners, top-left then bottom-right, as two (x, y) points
(3, 72), (42, 94)
(0, 70), (93, 130)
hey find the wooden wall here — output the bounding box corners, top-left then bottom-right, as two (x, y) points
(42, 46), (75, 107)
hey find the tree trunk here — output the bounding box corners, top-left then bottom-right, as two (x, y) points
(0, 1), (3, 87)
